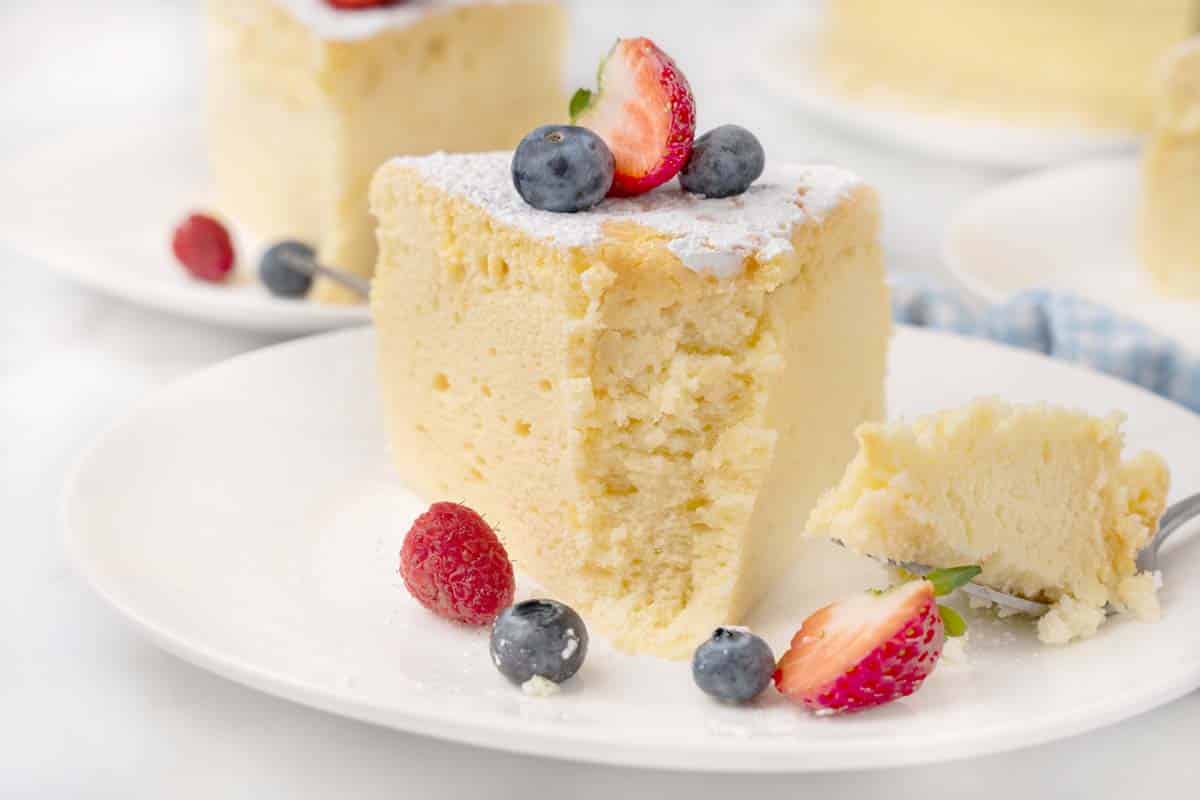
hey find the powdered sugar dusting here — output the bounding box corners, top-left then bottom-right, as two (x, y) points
(389, 151), (862, 278)
(275, 0), (553, 41)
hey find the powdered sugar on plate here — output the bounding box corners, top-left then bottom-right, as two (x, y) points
(388, 151), (863, 279)
(521, 675), (561, 698)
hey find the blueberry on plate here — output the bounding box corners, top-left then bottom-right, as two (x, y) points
(490, 599), (588, 686)
(512, 125), (615, 213)
(679, 125), (766, 199)
(259, 240), (316, 298)
(692, 627), (775, 703)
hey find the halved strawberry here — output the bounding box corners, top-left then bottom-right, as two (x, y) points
(571, 38), (696, 197)
(774, 567), (979, 714)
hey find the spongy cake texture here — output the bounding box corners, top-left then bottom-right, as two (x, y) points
(370, 153), (891, 657)
(807, 399), (1169, 644)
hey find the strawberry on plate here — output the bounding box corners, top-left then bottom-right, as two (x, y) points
(774, 566), (980, 714)
(570, 37), (696, 197)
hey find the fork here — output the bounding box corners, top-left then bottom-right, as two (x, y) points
(279, 250), (371, 298)
(851, 491), (1200, 617)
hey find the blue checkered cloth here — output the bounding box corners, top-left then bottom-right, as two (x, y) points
(891, 273), (1200, 414)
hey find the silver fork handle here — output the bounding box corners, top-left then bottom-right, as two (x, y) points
(280, 250), (371, 299)
(311, 263), (371, 299)
(1138, 491), (1200, 573)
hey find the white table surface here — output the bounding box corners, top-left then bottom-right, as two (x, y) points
(3, 2), (1196, 796)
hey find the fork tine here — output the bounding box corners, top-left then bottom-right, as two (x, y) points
(1138, 491), (1200, 573)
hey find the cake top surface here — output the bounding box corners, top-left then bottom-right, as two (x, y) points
(275, 0), (551, 41)
(388, 151), (864, 278)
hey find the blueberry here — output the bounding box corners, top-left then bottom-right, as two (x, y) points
(679, 125), (766, 199)
(490, 599), (588, 686)
(691, 627), (775, 703)
(259, 240), (315, 298)
(512, 125), (614, 213)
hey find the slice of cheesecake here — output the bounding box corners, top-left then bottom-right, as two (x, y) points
(823, 0), (1198, 130)
(807, 399), (1169, 644)
(370, 152), (891, 658)
(1140, 38), (1200, 297)
(205, 0), (565, 303)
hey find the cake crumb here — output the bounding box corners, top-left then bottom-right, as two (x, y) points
(1116, 571), (1162, 621)
(1037, 596), (1106, 644)
(521, 675), (561, 698)
(968, 595), (994, 610)
(940, 630), (970, 666)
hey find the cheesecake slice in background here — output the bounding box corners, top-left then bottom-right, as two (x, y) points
(1140, 38), (1200, 297)
(370, 151), (890, 658)
(807, 399), (1169, 645)
(823, 0), (1197, 130)
(205, 0), (565, 303)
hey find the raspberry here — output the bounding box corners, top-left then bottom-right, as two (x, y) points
(171, 213), (234, 283)
(399, 502), (515, 625)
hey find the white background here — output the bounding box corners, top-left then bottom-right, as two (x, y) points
(2, 1), (1196, 796)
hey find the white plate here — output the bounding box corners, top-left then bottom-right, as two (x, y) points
(944, 156), (1200, 348)
(64, 326), (1200, 772)
(0, 117), (369, 334)
(747, 14), (1139, 169)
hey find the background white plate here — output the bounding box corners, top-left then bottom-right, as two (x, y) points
(944, 157), (1200, 350)
(0, 118), (370, 334)
(64, 327), (1200, 773)
(747, 13), (1139, 170)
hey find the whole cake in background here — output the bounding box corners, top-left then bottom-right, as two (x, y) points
(204, 0), (566, 303)
(822, 0), (1198, 130)
(1140, 37), (1200, 297)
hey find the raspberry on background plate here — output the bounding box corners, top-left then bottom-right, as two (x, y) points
(171, 213), (235, 283)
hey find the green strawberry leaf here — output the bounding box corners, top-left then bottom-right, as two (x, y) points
(938, 604), (968, 638)
(569, 89), (592, 122)
(926, 565), (982, 597)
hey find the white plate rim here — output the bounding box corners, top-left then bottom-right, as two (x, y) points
(0, 118), (371, 335)
(61, 326), (1200, 773)
(942, 153), (1200, 355)
(941, 156), (1135, 305)
(745, 12), (1140, 169)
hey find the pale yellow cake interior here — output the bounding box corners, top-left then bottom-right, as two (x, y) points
(807, 399), (1169, 644)
(370, 161), (890, 658)
(1140, 38), (1200, 297)
(823, 0), (1198, 130)
(205, 0), (565, 303)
